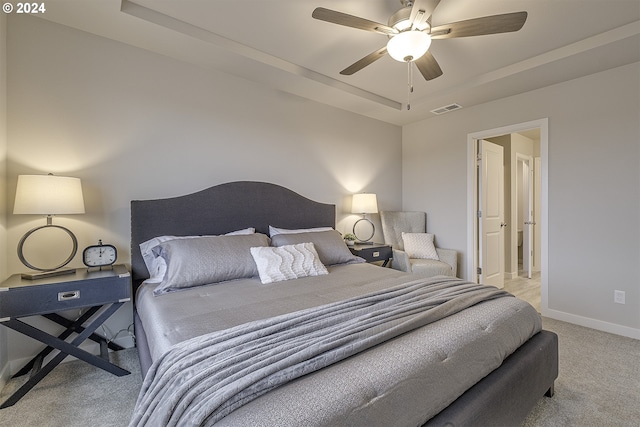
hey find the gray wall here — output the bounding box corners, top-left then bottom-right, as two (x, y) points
(403, 62), (640, 338)
(4, 15), (402, 366)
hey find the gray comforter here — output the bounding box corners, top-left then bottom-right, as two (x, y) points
(130, 277), (509, 427)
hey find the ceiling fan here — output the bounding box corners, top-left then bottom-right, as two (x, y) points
(312, 0), (528, 83)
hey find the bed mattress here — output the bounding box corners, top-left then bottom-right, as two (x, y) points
(135, 263), (541, 426)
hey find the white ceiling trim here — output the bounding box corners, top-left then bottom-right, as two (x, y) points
(409, 20), (640, 111)
(121, 0), (402, 110)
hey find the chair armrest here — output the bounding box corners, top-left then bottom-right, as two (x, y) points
(391, 249), (411, 272)
(436, 248), (458, 277)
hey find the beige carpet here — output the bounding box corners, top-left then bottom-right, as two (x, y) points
(523, 317), (640, 427)
(1, 317), (638, 427)
(0, 349), (140, 427)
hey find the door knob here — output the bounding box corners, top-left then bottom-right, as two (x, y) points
(500, 222), (507, 228)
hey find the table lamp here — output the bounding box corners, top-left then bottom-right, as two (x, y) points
(351, 193), (378, 243)
(13, 174), (85, 279)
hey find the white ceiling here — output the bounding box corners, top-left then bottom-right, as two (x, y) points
(35, 0), (640, 126)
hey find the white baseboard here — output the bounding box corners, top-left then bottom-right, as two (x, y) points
(7, 335), (135, 376)
(9, 352), (89, 375)
(0, 360), (9, 392)
(8, 355), (33, 377)
(544, 308), (640, 340)
(505, 271), (518, 280)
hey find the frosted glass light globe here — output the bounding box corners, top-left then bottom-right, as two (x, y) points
(387, 31), (432, 62)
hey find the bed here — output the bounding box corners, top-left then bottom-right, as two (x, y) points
(129, 181), (558, 427)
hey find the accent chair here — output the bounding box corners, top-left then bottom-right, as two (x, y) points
(380, 211), (457, 277)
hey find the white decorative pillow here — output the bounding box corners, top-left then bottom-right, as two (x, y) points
(250, 242), (328, 284)
(224, 227), (256, 236)
(268, 225), (333, 237)
(402, 232), (440, 260)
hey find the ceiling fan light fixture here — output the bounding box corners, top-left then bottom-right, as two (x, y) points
(387, 31), (431, 62)
(388, 6), (429, 32)
(393, 18), (412, 31)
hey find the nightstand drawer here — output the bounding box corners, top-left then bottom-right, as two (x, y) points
(349, 244), (392, 265)
(0, 266), (130, 319)
(357, 246), (392, 261)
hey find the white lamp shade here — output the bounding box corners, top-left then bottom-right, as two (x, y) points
(14, 175), (85, 215)
(387, 31), (432, 62)
(352, 193), (378, 214)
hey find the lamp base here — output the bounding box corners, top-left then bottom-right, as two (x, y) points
(21, 267), (76, 281)
(353, 217), (375, 243)
(17, 221), (79, 280)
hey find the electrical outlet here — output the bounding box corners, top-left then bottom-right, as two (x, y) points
(614, 290), (626, 304)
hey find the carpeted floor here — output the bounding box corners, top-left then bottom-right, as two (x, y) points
(0, 349), (140, 427)
(522, 317), (640, 427)
(1, 317), (638, 427)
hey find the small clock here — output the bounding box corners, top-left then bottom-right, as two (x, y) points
(83, 240), (117, 268)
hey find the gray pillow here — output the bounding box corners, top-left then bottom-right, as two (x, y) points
(152, 233), (270, 295)
(270, 230), (363, 266)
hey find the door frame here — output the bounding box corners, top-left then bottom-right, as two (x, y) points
(516, 153), (533, 278)
(467, 118), (549, 314)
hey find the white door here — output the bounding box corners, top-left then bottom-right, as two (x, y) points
(521, 156), (534, 278)
(533, 157), (541, 272)
(478, 140), (505, 288)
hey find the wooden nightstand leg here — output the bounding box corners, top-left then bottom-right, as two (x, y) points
(12, 307), (101, 378)
(0, 303), (130, 408)
(0, 341), (65, 409)
(44, 311), (126, 351)
(100, 338), (109, 360)
(6, 303), (129, 374)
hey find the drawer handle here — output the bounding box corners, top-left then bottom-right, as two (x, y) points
(58, 290), (80, 301)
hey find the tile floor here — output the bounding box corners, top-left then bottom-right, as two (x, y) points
(503, 268), (541, 313)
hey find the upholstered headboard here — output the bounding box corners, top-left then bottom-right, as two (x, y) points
(130, 181), (335, 291)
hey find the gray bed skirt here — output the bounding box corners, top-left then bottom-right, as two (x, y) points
(134, 311), (557, 426)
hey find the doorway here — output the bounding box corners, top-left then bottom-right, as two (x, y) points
(466, 119), (548, 314)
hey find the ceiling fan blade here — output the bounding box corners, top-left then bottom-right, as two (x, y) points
(340, 46), (388, 76)
(414, 51), (443, 81)
(410, 0), (441, 29)
(431, 11), (527, 39)
(312, 7), (397, 35)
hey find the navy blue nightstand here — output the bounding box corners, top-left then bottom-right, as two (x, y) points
(0, 264), (131, 408)
(349, 243), (392, 267)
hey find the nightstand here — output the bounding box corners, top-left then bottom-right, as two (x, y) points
(349, 243), (392, 267)
(0, 264), (132, 408)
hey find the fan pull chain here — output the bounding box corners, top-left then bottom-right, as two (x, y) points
(407, 61), (413, 110)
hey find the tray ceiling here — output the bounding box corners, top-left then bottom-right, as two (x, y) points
(32, 0), (640, 125)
